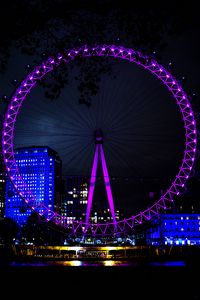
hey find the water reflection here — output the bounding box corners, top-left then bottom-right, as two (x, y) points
(10, 260), (186, 267)
(149, 260), (186, 267)
(53, 260), (130, 267)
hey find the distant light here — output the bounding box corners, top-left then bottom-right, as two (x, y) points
(25, 64), (31, 70)
(2, 95), (8, 101)
(12, 79), (18, 86)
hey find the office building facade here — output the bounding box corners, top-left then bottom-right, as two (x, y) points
(61, 176), (88, 224)
(5, 146), (62, 227)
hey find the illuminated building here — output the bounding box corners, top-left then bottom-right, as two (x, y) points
(61, 176), (124, 225)
(61, 176), (88, 224)
(161, 214), (200, 245)
(5, 146), (62, 227)
(147, 213), (200, 246)
(90, 208), (124, 224)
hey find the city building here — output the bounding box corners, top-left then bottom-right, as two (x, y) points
(161, 214), (200, 245)
(90, 208), (124, 224)
(61, 175), (124, 225)
(61, 176), (88, 224)
(147, 213), (200, 246)
(5, 146), (62, 227)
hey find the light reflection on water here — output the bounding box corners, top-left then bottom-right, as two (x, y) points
(10, 260), (186, 267)
(149, 260), (186, 267)
(56, 260), (131, 267)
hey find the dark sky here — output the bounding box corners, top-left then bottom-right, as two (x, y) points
(0, 1), (200, 216)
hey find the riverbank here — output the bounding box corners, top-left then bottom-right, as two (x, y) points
(1, 244), (200, 299)
(0, 259), (199, 300)
(1, 244), (200, 267)
(8, 244), (200, 263)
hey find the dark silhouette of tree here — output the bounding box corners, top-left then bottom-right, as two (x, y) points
(0, 0), (197, 105)
(20, 211), (69, 245)
(20, 211), (48, 245)
(0, 217), (19, 244)
(0, 217), (19, 263)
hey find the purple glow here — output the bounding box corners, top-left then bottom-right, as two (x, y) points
(86, 135), (116, 226)
(85, 144), (99, 225)
(99, 144), (116, 225)
(1, 44), (197, 236)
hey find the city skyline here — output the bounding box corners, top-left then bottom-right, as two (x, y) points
(0, 0), (199, 234)
(0, 2), (200, 295)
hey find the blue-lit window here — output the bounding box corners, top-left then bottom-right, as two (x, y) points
(5, 147), (61, 227)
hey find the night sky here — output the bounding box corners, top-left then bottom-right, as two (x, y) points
(0, 1), (199, 216)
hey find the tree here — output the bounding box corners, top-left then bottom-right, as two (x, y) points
(0, 217), (19, 245)
(0, 0), (195, 105)
(20, 211), (69, 245)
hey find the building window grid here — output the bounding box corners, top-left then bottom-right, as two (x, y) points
(5, 147), (61, 227)
(161, 214), (200, 245)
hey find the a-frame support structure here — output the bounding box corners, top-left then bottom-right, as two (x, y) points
(85, 129), (116, 225)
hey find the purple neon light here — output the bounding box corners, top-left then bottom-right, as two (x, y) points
(1, 45), (197, 236)
(99, 144), (116, 225)
(86, 143), (116, 226)
(85, 143), (99, 225)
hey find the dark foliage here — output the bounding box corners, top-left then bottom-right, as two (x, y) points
(19, 211), (69, 245)
(0, 217), (19, 244)
(0, 0), (196, 105)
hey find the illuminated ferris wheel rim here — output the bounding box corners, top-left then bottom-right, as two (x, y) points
(2, 44), (197, 236)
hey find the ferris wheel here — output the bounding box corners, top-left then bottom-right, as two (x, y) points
(1, 45), (197, 236)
